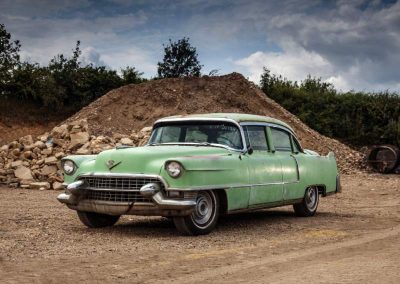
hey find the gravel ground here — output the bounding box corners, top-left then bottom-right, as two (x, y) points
(0, 173), (399, 283)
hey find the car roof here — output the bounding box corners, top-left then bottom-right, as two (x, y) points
(155, 113), (294, 132)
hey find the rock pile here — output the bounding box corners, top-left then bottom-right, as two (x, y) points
(0, 119), (151, 190)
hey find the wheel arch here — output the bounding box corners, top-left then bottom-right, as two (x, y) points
(215, 189), (228, 215)
(304, 184), (326, 196)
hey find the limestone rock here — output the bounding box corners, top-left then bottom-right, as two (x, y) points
(55, 152), (64, 159)
(42, 147), (53, 156)
(23, 151), (33, 159)
(19, 135), (33, 146)
(14, 166), (33, 180)
(69, 132), (89, 149)
(44, 156), (58, 165)
(140, 126), (152, 133)
(76, 143), (91, 155)
(11, 160), (23, 168)
(29, 182), (51, 190)
(11, 148), (21, 156)
(52, 138), (65, 148)
(0, 145), (9, 152)
(39, 133), (49, 143)
(41, 165), (58, 175)
(51, 124), (68, 139)
(52, 181), (64, 190)
(34, 141), (46, 149)
(120, 137), (133, 145)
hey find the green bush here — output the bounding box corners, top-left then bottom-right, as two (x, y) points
(0, 25), (145, 112)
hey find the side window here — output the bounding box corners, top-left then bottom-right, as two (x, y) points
(270, 128), (292, 152)
(244, 126), (268, 151)
(291, 136), (302, 153)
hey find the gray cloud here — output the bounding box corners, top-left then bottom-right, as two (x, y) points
(231, 0), (400, 91)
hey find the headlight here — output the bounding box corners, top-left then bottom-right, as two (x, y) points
(165, 161), (183, 178)
(63, 160), (76, 175)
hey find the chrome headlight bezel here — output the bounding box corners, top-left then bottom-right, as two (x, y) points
(62, 159), (77, 176)
(165, 161), (183, 178)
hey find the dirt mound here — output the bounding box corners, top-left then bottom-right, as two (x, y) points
(67, 73), (363, 173)
(0, 99), (68, 145)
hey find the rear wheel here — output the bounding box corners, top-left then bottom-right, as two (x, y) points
(173, 190), (220, 235)
(77, 211), (120, 228)
(293, 186), (319, 217)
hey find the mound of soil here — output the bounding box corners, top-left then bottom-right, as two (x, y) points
(67, 73), (363, 173)
(0, 99), (68, 145)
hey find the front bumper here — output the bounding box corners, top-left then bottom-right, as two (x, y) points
(57, 180), (196, 216)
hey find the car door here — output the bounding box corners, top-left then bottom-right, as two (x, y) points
(243, 125), (284, 207)
(268, 127), (301, 201)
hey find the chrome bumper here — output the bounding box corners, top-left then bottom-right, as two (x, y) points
(57, 181), (196, 216)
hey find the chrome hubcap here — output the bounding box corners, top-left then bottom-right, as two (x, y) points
(305, 187), (318, 211)
(192, 192), (214, 227)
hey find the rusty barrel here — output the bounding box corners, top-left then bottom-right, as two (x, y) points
(367, 145), (400, 174)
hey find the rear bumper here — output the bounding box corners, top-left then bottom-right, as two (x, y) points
(57, 181), (196, 216)
(336, 175), (342, 193)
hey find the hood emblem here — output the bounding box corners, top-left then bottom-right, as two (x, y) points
(106, 160), (121, 170)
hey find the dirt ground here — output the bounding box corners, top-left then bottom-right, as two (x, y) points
(0, 173), (399, 283)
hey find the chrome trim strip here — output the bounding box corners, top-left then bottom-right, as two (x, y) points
(167, 180), (300, 191)
(150, 117), (248, 152)
(83, 187), (141, 192)
(147, 142), (239, 152)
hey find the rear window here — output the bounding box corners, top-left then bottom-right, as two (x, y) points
(270, 128), (292, 152)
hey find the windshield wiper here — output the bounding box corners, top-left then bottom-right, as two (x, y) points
(195, 142), (228, 149)
(116, 145), (134, 149)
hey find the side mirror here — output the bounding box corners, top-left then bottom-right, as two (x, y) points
(246, 145), (253, 155)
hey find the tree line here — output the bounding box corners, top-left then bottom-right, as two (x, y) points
(260, 68), (400, 147)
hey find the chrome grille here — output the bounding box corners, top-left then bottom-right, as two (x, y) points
(86, 190), (150, 203)
(79, 175), (164, 203)
(79, 176), (164, 192)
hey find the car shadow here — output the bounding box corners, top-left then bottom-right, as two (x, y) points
(84, 208), (354, 238)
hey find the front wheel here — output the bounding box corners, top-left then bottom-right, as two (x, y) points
(293, 186), (319, 217)
(77, 211), (120, 228)
(173, 190), (220, 235)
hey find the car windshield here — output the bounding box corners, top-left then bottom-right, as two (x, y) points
(149, 121), (243, 150)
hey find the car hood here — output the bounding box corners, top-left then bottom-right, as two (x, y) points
(92, 145), (233, 174)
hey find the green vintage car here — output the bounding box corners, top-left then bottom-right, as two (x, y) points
(57, 113), (340, 235)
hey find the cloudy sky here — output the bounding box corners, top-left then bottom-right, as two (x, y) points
(1, 0), (399, 92)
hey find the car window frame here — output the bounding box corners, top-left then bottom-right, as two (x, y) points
(243, 125), (270, 152)
(268, 126), (304, 154)
(149, 119), (246, 152)
(269, 127), (293, 152)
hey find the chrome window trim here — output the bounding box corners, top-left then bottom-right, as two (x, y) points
(167, 180), (300, 191)
(149, 117), (248, 152)
(240, 121), (303, 152)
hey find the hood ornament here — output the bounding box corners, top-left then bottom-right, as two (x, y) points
(106, 160), (121, 170)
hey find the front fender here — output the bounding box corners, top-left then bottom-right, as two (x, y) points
(62, 155), (96, 184)
(161, 153), (249, 190)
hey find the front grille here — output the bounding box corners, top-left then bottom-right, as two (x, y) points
(79, 175), (164, 203)
(86, 190), (151, 203)
(79, 176), (165, 192)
